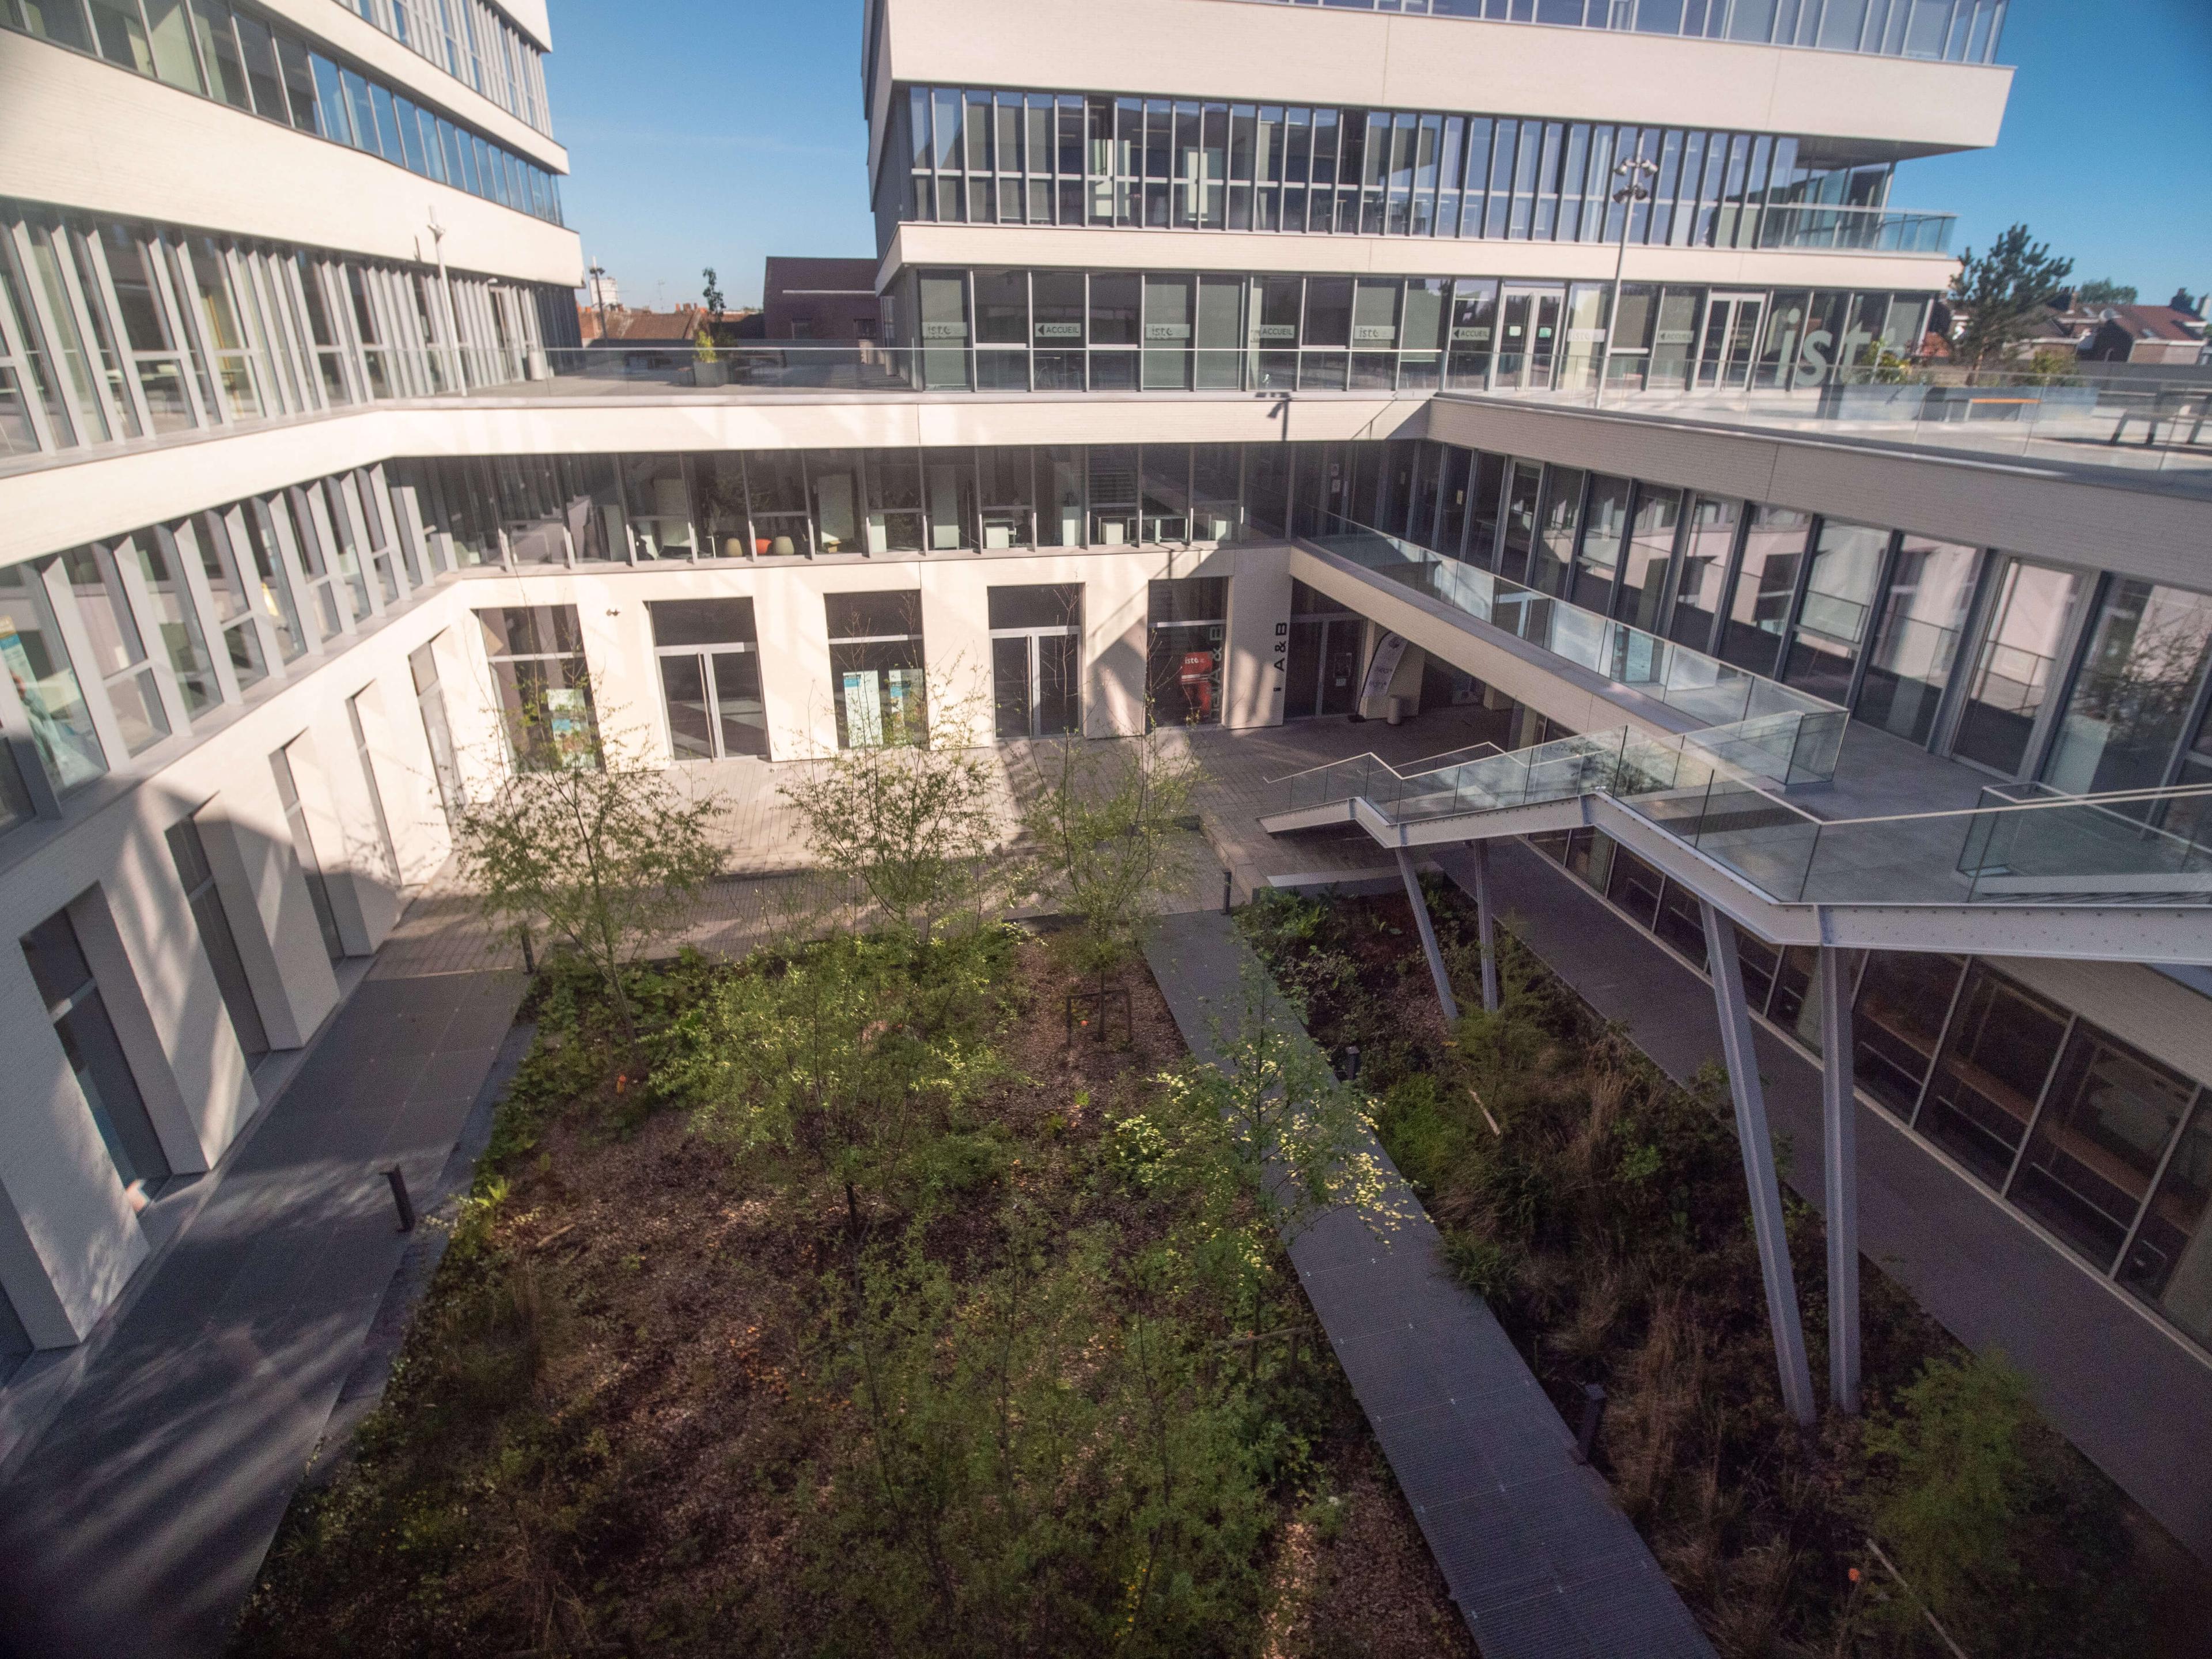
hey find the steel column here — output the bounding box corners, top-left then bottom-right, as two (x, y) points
(1700, 901), (1817, 1427)
(1819, 946), (1861, 1416)
(1474, 839), (1500, 1013)
(1396, 848), (1460, 1025)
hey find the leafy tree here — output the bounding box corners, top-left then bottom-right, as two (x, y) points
(700, 265), (725, 324)
(1020, 724), (1200, 1039)
(1949, 224), (2074, 373)
(455, 683), (722, 1041)
(780, 672), (1018, 958)
(2076, 278), (2137, 306)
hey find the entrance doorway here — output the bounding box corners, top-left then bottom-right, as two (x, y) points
(1494, 286), (1565, 391)
(1694, 293), (1766, 390)
(1284, 581), (1364, 719)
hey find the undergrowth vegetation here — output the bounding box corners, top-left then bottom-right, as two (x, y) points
(230, 929), (1470, 1659)
(1238, 884), (2169, 1659)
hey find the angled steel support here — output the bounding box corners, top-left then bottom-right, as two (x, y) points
(1819, 947), (1862, 1416)
(1395, 849), (1460, 1024)
(1700, 901), (1817, 1427)
(1473, 839), (1500, 1013)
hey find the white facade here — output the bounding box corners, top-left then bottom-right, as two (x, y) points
(5, 0), (2212, 1402)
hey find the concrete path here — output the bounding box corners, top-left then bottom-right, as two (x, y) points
(1145, 911), (1714, 1659)
(0, 967), (528, 1659)
(1442, 840), (2212, 1565)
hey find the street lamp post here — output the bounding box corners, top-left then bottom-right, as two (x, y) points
(1596, 154), (1659, 410)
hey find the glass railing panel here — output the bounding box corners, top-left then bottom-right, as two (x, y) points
(1959, 789), (2212, 900)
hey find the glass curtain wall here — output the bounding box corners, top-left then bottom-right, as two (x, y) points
(0, 202), (554, 461)
(895, 86), (1940, 251)
(0, 0), (564, 222)
(880, 268), (1934, 396)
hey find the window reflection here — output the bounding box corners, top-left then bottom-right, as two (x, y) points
(2041, 580), (2212, 802)
(1855, 534), (1979, 746)
(2012, 1028), (2195, 1273)
(1952, 558), (2082, 777)
(2121, 1099), (2212, 1346)
(1918, 965), (2069, 1188)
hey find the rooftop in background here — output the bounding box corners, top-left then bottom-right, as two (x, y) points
(578, 305), (759, 345)
(1229, 0), (2009, 64)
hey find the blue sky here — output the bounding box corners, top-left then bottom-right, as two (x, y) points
(544, 0), (2212, 312)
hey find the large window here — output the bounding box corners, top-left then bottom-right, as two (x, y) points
(1, 0), (563, 219)
(165, 815), (270, 1061)
(1950, 558), (2084, 777)
(22, 905), (172, 1199)
(1781, 518), (1891, 706)
(827, 591), (925, 749)
(988, 584), (1081, 740)
(476, 605), (594, 770)
(1854, 533), (1979, 746)
(0, 560), (107, 793)
(652, 598), (767, 761)
(2040, 580), (2212, 801)
(1916, 965), (2069, 1190)
(895, 86), (1940, 252)
(1147, 578), (1227, 728)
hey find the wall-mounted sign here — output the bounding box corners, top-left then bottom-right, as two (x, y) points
(1035, 321), (1082, 340)
(1253, 323), (1297, 341)
(1351, 325), (1397, 343)
(1566, 328), (1607, 343)
(1655, 329), (1696, 345)
(1535, 326), (1554, 339)
(1451, 327), (1493, 342)
(921, 322), (967, 340)
(1144, 323), (1192, 341)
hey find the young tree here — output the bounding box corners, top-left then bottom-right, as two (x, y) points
(1949, 224), (2074, 373)
(780, 671), (1018, 958)
(2075, 278), (2137, 307)
(1020, 724), (1200, 1039)
(701, 266), (726, 327)
(455, 682), (722, 1041)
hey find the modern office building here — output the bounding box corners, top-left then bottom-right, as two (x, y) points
(3, 0), (2211, 1556)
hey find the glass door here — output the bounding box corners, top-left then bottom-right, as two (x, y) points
(1693, 293), (1766, 391)
(1494, 285), (1563, 391)
(1947, 558), (2086, 778)
(991, 628), (1081, 738)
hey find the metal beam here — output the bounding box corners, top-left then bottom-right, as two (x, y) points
(1474, 838), (1500, 1013)
(1819, 946), (1861, 1416)
(1700, 900), (1818, 1427)
(1395, 849), (1460, 1025)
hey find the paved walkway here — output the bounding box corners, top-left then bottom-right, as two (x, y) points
(1442, 840), (2212, 1565)
(1145, 911), (1714, 1659)
(0, 945), (528, 1659)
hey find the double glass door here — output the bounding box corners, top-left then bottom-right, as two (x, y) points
(1494, 286), (1563, 391)
(1694, 294), (1766, 390)
(993, 629), (1080, 738)
(660, 647), (768, 760)
(1285, 615), (1364, 719)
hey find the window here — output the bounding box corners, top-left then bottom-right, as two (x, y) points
(1951, 558), (2083, 777)
(827, 590), (924, 748)
(1851, 952), (1964, 1118)
(1917, 965), (2069, 1189)
(270, 742), (343, 961)
(1854, 535), (1979, 747)
(2011, 1028), (2196, 1274)
(988, 584), (1081, 740)
(1782, 519), (1891, 706)
(0, 562), (106, 791)
(165, 815), (270, 1059)
(1717, 504), (1812, 675)
(1147, 577), (1226, 728)
(2120, 1097), (2212, 1347)
(408, 641), (464, 828)
(476, 605), (594, 769)
(124, 530), (219, 715)
(2041, 580), (2212, 801)
(346, 691), (399, 886)
(22, 905), (172, 1198)
(652, 598), (767, 761)
(62, 544), (169, 753)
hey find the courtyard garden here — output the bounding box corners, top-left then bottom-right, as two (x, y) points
(1237, 880), (2188, 1658)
